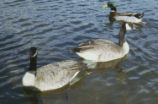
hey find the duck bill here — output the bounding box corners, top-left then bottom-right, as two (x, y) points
(102, 4), (108, 8)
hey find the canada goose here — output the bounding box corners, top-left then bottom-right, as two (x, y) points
(72, 22), (129, 62)
(22, 47), (84, 92)
(102, 2), (146, 29)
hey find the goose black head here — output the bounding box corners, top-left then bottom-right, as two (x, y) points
(29, 47), (37, 71)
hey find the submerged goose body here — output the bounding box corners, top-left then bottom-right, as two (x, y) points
(73, 23), (129, 62)
(22, 48), (83, 92)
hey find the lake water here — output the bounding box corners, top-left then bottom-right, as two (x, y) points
(0, 0), (158, 104)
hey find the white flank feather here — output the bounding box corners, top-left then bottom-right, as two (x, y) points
(115, 16), (142, 23)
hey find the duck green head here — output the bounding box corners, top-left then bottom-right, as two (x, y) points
(102, 2), (117, 11)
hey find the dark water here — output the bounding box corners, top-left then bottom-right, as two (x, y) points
(0, 0), (158, 104)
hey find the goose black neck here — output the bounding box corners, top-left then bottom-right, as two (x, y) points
(29, 47), (37, 71)
(119, 23), (126, 46)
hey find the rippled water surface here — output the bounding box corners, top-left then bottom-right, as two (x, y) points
(0, 0), (158, 104)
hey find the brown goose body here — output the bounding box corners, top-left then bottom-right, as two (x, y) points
(22, 60), (83, 91)
(74, 39), (129, 62)
(73, 23), (129, 62)
(22, 47), (84, 92)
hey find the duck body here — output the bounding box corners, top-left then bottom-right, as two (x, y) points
(110, 11), (144, 24)
(74, 39), (129, 62)
(22, 47), (83, 92)
(103, 2), (146, 28)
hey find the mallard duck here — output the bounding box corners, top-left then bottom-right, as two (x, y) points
(22, 47), (84, 92)
(72, 22), (129, 62)
(102, 2), (146, 25)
